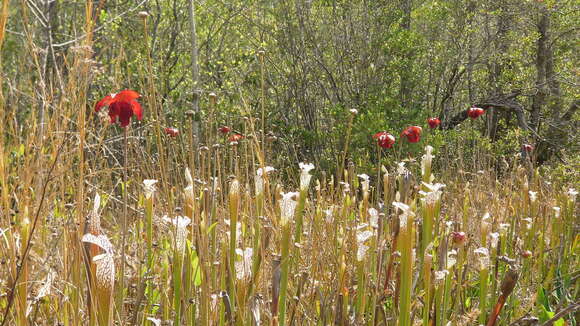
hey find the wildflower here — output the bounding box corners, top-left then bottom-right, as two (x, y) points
(339, 182), (350, 194)
(146, 318), (161, 326)
(81, 233), (115, 290)
(356, 229), (374, 244)
(143, 179), (158, 199)
(522, 144), (533, 153)
(419, 182), (446, 206)
(35, 271), (54, 301)
(421, 145), (434, 177)
(401, 126), (422, 143)
(358, 174), (370, 193)
(349, 109), (358, 115)
(255, 166), (275, 196)
(299, 162), (315, 191)
(228, 133), (244, 144)
(219, 126), (231, 134)
(279, 192), (299, 226)
(567, 188), (578, 202)
(357, 244), (370, 261)
(451, 231), (467, 246)
(521, 250), (532, 259)
(467, 107), (485, 119)
(397, 162), (408, 175)
(368, 208), (379, 228)
(87, 193), (102, 235)
(474, 247), (490, 270)
(183, 169), (195, 203)
(185, 168), (193, 187)
(553, 206), (560, 218)
(481, 213), (491, 234)
(94, 90), (142, 127)
(229, 178), (240, 199)
(434, 270), (449, 285)
(392, 201), (415, 228)
(356, 226), (374, 261)
(258, 166), (276, 175)
(210, 177), (219, 193)
(164, 127), (179, 137)
(445, 220), (454, 231)
(324, 207), (334, 224)
(26, 271), (56, 317)
(528, 191), (537, 203)
(427, 117), (441, 129)
(373, 131), (395, 149)
(522, 217), (533, 230)
(489, 232), (500, 249)
(235, 247), (254, 280)
(163, 215), (191, 253)
(446, 249), (457, 269)
(499, 223), (510, 234)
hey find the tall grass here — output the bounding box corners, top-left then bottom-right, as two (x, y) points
(0, 11), (578, 326)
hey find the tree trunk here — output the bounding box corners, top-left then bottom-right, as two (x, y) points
(534, 8), (566, 164)
(530, 10), (549, 132)
(487, 1), (509, 141)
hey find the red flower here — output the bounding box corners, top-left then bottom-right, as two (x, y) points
(373, 131), (395, 149)
(522, 144), (533, 153)
(467, 107), (485, 119)
(228, 133), (244, 143)
(95, 90), (142, 127)
(427, 117), (441, 129)
(218, 126), (231, 134)
(451, 231), (467, 246)
(401, 126), (422, 143)
(164, 127), (179, 137)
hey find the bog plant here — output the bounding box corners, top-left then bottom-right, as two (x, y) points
(0, 6), (577, 325)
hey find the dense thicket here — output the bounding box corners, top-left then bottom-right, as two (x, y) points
(1, 0), (578, 167)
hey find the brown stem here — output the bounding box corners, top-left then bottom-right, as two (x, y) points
(486, 295), (507, 326)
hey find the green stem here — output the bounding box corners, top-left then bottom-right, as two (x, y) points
(117, 128), (129, 320)
(278, 223), (292, 326)
(399, 215), (413, 326)
(479, 268), (489, 324)
(173, 250), (183, 326)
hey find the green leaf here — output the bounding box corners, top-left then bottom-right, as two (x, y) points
(207, 222), (218, 235)
(539, 307), (564, 325)
(189, 246), (202, 286)
(537, 287), (550, 311)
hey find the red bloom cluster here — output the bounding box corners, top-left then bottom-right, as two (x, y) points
(228, 133), (244, 143)
(427, 117), (441, 129)
(164, 127), (179, 137)
(373, 131), (395, 149)
(401, 126), (422, 143)
(218, 126), (231, 134)
(95, 90), (142, 127)
(522, 144), (533, 153)
(467, 107), (485, 119)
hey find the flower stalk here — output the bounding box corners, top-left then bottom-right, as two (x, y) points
(394, 202), (415, 326)
(228, 179), (240, 318)
(278, 192), (298, 326)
